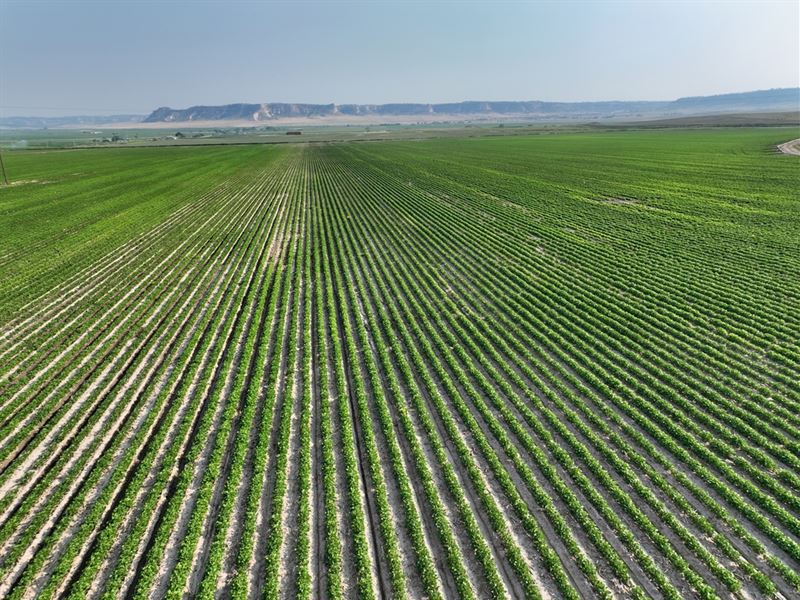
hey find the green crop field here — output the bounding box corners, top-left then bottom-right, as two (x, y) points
(0, 128), (798, 599)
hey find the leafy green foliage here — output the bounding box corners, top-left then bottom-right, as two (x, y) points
(0, 128), (798, 598)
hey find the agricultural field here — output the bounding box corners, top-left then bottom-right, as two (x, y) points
(0, 128), (798, 599)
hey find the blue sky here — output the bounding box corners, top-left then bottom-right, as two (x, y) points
(1, 0), (798, 116)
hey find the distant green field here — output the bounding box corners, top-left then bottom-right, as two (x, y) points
(0, 128), (798, 599)
(0, 120), (582, 149)
(0, 145), (274, 318)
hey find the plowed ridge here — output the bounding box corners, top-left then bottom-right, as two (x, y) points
(1, 129), (798, 599)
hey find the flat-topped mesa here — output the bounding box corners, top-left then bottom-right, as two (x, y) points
(142, 88), (800, 123)
(142, 100), (667, 123)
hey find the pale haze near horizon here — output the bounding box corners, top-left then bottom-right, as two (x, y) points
(0, 0), (798, 117)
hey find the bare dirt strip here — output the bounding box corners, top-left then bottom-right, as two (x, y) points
(0, 165), (281, 598)
(3, 140), (798, 599)
(777, 138), (800, 155)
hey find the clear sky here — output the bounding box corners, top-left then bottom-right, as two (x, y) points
(1, 0), (798, 116)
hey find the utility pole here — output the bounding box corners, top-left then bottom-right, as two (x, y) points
(0, 149), (8, 186)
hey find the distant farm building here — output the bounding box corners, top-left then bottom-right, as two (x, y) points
(286, 131), (302, 136)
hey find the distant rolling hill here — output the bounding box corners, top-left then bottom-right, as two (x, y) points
(143, 88), (800, 124)
(0, 114), (145, 129)
(603, 111), (800, 129)
(3, 89), (797, 129)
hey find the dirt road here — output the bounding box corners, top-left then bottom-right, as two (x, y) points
(777, 138), (800, 155)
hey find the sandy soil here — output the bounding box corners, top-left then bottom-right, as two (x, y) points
(5, 179), (52, 186)
(777, 138), (800, 155)
(0, 167), (272, 598)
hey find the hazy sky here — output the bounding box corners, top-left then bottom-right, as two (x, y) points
(1, 0), (798, 116)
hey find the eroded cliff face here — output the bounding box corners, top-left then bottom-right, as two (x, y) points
(142, 88), (800, 123)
